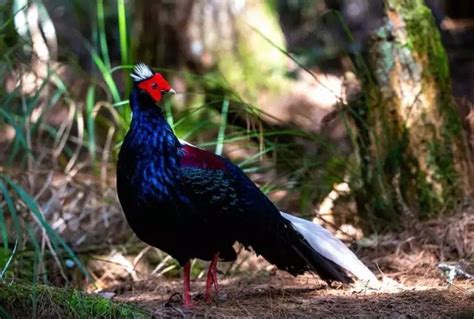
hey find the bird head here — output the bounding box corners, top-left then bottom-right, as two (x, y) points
(130, 63), (175, 102)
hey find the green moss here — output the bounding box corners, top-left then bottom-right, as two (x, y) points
(0, 282), (150, 319)
(400, 1), (465, 213)
(415, 170), (441, 216)
(386, 0), (462, 135)
(372, 26), (396, 87)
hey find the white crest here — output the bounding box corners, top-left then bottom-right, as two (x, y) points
(130, 63), (154, 82)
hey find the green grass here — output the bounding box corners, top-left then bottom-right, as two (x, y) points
(0, 175), (89, 281)
(0, 282), (150, 318)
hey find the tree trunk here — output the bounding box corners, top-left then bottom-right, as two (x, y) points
(132, 0), (289, 101)
(351, 0), (473, 228)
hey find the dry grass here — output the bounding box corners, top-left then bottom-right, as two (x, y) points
(356, 205), (474, 281)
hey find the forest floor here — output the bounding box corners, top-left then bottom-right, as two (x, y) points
(113, 262), (473, 318)
(103, 210), (474, 317)
(107, 211), (474, 318)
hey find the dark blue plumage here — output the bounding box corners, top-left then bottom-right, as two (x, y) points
(117, 64), (378, 306)
(118, 87), (349, 279)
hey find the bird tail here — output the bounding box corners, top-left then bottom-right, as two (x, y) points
(280, 211), (379, 286)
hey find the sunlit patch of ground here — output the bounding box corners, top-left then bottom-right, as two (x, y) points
(112, 271), (473, 317)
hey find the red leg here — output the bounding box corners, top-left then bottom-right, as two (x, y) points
(205, 252), (220, 303)
(211, 254), (219, 292)
(183, 261), (192, 308)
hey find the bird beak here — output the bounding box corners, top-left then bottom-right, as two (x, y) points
(161, 88), (176, 96)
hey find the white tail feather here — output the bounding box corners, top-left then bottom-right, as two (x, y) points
(280, 212), (379, 286)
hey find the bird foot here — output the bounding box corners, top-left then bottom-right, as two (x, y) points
(183, 297), (193, 308)
(205, 252), (220, 303)
(204, 274), (217, 303)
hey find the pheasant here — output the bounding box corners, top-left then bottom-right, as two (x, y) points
(117, 63), (378, 307)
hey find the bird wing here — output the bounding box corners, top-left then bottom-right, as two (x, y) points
(178, 141), (281, 214)
(178, 142), (288, 247)
(178, 143), (243, 217)
(180, 167), (241, 214)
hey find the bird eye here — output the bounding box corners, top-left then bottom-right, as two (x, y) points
(151, 82), (158, 89)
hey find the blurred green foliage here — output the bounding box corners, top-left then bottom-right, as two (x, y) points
(0, 0), (353, 304)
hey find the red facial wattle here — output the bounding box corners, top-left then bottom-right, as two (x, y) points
(137, 73), (173, 102)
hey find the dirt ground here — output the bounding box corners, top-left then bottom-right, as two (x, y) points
(110, 264), (473, 318)
(104, 212), (474, 318)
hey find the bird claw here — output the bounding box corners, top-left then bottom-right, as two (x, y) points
(204, 275), (217, 303)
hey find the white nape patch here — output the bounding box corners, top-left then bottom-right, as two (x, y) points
(280, 211), (379, 287)
(131, 63), (154, 82)
(178, 138), (192, 146)
(178, 138), (205, 150)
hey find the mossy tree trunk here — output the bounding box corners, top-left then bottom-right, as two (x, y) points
(351, 0), (473, 228)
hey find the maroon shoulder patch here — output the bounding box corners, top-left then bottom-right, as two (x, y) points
(180, 144), (226, 170)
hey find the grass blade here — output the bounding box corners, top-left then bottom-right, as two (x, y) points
(27, 227), (39, 317)
(117, 0), (128, 66)
(164, 99), (174, 127)
(89, 46), (121, 103)
(86, 84), (96, 160)
(0, 197), (9, 250)
(0, 239), (17, 280)
(215, 99), (229, 156)
(0, 305), (12, 319)
(0, 178), (22, 245)
(26, 221), (45, 283)
(4, 177), (90, 280)
(96, 0), (110, 69)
